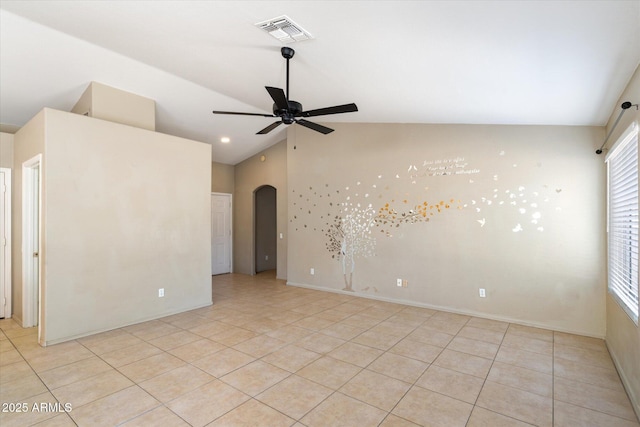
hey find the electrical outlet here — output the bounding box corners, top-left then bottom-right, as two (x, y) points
(397, 278), (402, 287)
(310, 268), (315, 275)
(403, 280), (408, 287)
(265, 255), (269, 261)
(159, 288), (165, 297)
(479, 288), (486, 298)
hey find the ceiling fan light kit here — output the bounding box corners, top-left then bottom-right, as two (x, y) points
(212, 47), (358, 135)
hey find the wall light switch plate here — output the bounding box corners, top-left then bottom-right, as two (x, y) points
(310, 268), (315, 275)
(159, 288), (165, 297)
(479, 288), (486, 298)
(397, 278), (402, 287)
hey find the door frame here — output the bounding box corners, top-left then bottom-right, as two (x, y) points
(211, 192), (233, 275)
(22, 154), (42, 336)
(0, 168), (11, 318)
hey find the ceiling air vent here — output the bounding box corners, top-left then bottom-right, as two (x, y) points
(255, 15), (313, 43)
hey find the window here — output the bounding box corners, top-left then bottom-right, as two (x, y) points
(607, 121), (639, 324)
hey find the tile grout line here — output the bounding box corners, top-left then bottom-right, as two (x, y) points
(345, 308), (439, 427)
(373, 315), (471, 427)
(190, 276), (636, 426)
(74, 333), (167, 426)
(3, 273), (637, 426)
(150, 289), (366, 425)
(205, 291), (360, 424)
(465, 315), (493, 427)
(242, 300), (389, 425)
(233, 299), (436, 426)
(3, 329), (79, 426)
(462, 322), (525, 427)
(74, 321), (225, 426)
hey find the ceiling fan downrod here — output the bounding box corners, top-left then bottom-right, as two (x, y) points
(281, 47), (295, 102)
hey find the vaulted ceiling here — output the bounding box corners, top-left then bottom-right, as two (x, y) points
(1, 1), (639, 164)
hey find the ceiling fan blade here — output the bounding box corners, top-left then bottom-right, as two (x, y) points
(296, 119), (334, 135)
(212, 110), (274, 117)
(257, 121), (283, 135)
(265, 86), (289, 110)
(301, 103), (358, 118)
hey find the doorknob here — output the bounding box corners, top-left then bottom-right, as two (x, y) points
(33, 252), (39, 257)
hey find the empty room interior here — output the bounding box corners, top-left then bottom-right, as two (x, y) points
(1, 1), (640, 426)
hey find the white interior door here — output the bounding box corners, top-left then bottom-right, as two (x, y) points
(0, 168), (11, 318)
(23, 156), (41, 328)
(211, 193), (232, 275)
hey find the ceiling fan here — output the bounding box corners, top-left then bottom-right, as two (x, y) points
(212, 47), (358, 135)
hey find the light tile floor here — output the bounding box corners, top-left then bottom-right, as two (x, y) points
(1, 272), (639, 426)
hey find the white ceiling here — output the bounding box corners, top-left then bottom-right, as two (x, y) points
(1, 1), (639, 165)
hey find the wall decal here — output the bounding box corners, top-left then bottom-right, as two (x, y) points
(291, 150), (564, 291)
(375, 198), (463, 237)
(466, 181), (560, 231)
(392, 157), (482, 180)
(294, 167), (468, 293)
(325, 206), (376, 292)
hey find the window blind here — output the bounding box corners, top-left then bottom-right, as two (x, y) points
(607, 121), (639, 324)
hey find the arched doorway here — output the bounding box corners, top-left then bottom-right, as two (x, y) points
(254, 185), (277, 274)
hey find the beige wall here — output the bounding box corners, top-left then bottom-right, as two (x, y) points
(16, 108), (212, 344)
(71, 82), (156, 131)
(1, 132), (14, 168)
(212, 161), (234, 194)
(604, 64), (640, 416)
(234, 140), (287, 279)
(11, 111), (46, 329)
(287, 122), (606, 337)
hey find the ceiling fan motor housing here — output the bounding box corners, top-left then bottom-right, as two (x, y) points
(273, 100), (302, 124)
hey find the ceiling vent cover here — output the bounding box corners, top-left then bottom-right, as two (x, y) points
(255, 15), (313, 43)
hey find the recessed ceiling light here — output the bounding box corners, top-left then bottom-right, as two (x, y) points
(221, 137), (230, 143)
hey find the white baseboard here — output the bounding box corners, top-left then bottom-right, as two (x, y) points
(42, 301), (213, 346)
(286, 281), (605, 339)
(606, 341), (640, 422)
(12, 315), (23, 328)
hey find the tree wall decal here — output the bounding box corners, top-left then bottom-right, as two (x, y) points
(325, 206), (376, 291)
